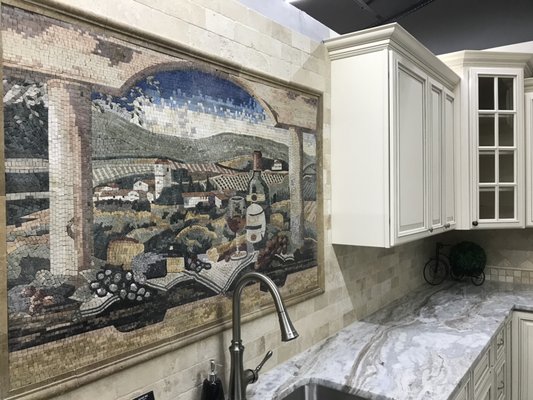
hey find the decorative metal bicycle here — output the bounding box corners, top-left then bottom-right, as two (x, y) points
(424, 241), (486, 286)
(424, 242), (453, 285)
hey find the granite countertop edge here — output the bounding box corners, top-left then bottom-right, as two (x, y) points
(247, 281), (533, 400)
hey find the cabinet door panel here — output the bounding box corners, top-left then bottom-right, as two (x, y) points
(451, 379), (470, 400)
(494, 360), (506, 400)
(473, 347), (491, 390)
(445, 92), (456, 226)
(474, 375), (494, 400)
(430, 84), (443, 228)
(396, 63), (426, 237)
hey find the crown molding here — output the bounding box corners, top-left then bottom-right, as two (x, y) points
(525, 77), (533, 93)
(324, 23), (460, 88)
(438, 50), (533, 77)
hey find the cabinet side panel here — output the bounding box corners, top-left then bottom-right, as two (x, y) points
(513, 311), (533, 400)
(520, 317), (533, 399)
(330, 50), (389, 247)
(455, 68), (471, 229)
(526, 92), (533, 226)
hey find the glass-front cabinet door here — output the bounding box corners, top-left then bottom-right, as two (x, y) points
(472, 69), (524, 228)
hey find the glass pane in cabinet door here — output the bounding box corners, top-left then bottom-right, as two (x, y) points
(479, 77), (494, 110)
(498, 77), (514, 110)
(499, 152), (514, 183)
(479, 188), (496, 219)
(499, 187), (514, 219)
(498, 115), (514, 146)
(479, 152), (495, 183)
(479, 115), (495, 146)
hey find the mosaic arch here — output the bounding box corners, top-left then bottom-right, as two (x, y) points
(1, 3), (321, 395)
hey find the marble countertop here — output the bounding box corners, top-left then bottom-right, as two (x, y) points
(248, 281), (533, 400)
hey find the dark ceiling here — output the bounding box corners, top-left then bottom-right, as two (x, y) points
(289, 0), (436, 34)
(288, 0), (533, 55)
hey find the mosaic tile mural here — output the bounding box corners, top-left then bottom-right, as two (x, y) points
(1, 4), (320, 392)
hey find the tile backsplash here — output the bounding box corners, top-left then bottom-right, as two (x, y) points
(446, 229), (533, 285)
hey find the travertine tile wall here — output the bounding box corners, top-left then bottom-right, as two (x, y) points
(445, 230), (533, 285)
(16, 1), (431, 399)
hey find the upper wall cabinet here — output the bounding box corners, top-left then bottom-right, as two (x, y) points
(525, 78), (533, 227)
(325, 24), (459, 248)
(439, 51), (533, 230)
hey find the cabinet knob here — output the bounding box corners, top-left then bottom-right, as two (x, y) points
(497, 338), (504, 347)
(472, 221), (478, 227)
(444, 223), (451, 229)
(429, 227), (434, 233)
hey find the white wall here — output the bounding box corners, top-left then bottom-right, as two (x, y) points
(236, 0), (338, 42)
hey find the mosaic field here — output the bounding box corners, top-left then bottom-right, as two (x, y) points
(1, 4), (320, 392)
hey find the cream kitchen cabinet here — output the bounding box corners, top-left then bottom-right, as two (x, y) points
(475, 376), (494, 400)
(451, 317), (511, 400)
(494, 320), (511, 400)
(512, 311), (533, 400)
(439, 52), (533, 230)
(525, 79), (533, 226)
(325, 24), (459, 248)
(452, 379), (471, 400)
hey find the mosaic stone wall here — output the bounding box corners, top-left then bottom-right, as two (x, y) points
(1, 4), (320, 395)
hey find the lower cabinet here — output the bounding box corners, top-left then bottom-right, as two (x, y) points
(512, 311), (533, 400)
(493, 359), (506, 400)
(451, 318), (511, 400)
(475, 374), (494, 400)
(472, 344), (493, 398)
(453, 381), (470, 400)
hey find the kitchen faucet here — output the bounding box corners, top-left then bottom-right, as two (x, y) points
(228, 272), (299, 400)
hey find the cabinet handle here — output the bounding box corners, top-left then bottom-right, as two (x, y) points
(444, 223), (451, 229)
(497, 338), (504, 347)
(429, 227), (434, 233)
(472, 221), (478, 227)
(497, 381), (504, 390)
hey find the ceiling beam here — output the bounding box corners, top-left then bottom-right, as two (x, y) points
(367, 0), (438, 28)
(351, 0), (384, 22)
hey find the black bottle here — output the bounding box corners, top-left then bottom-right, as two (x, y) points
(200, 359), (224, 400)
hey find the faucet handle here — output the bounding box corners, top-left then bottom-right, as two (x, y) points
(247, 350), (273, 384)
(255, 350), (273, 374)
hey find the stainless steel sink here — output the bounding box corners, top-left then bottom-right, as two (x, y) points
(279, 383), (369, 400)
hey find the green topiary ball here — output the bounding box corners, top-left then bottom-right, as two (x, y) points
(449, 241), (486, 275)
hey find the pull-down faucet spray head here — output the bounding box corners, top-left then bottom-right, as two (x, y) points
(278, 309), (299, 341)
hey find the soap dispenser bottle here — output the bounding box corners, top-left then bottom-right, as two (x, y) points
(201, 359), (225, 400)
